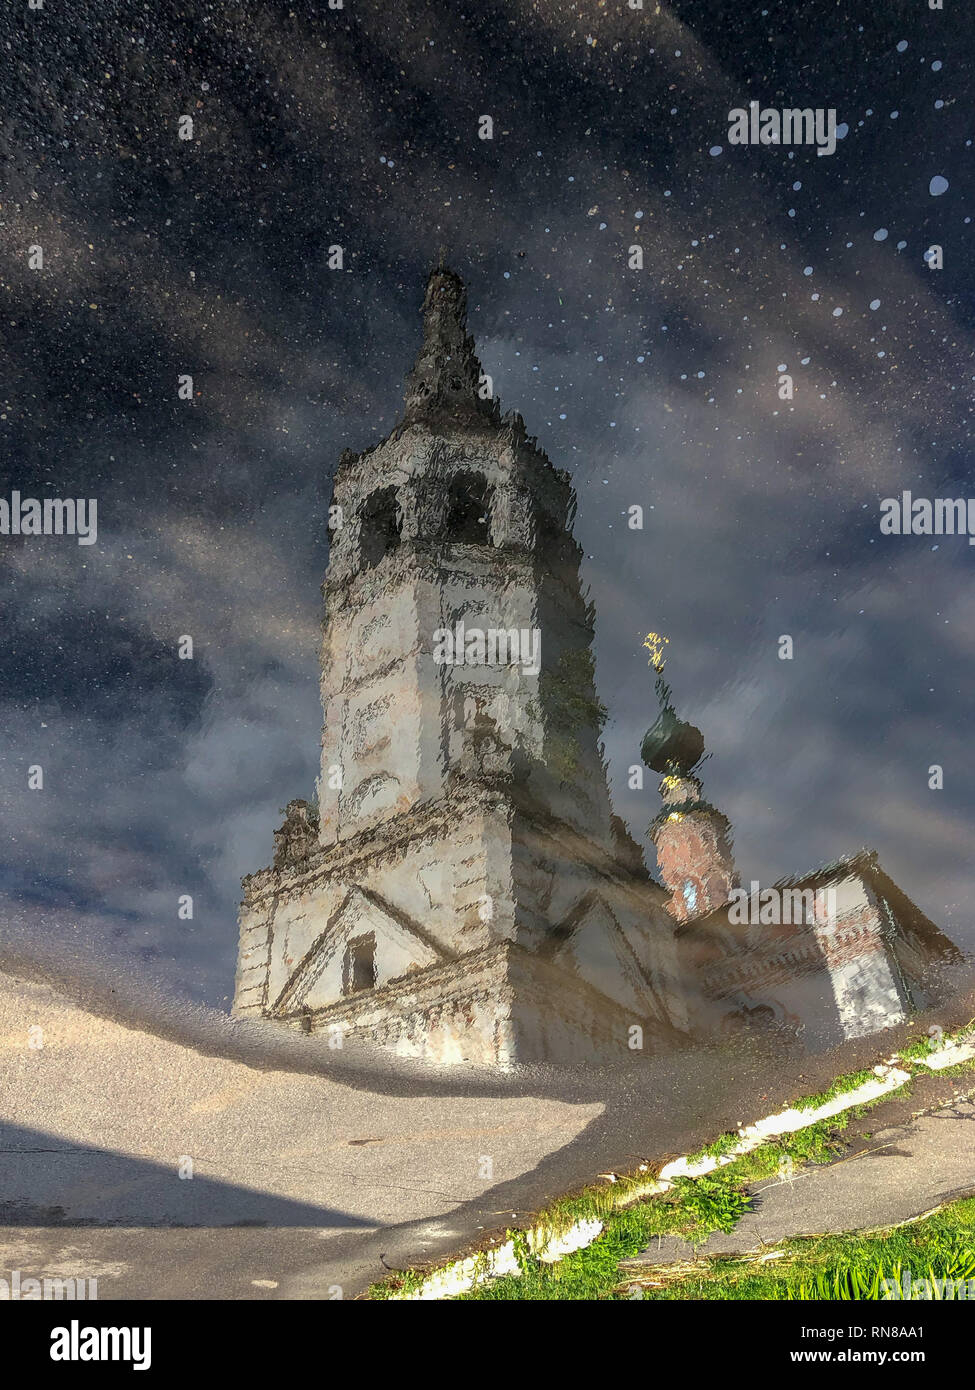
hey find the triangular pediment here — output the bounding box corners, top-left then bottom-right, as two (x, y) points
(271, 887), (447, 1015)
(548, 892), (657, 1019)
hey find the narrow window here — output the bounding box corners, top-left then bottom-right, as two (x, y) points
(343, 933), (377, 995)
(445, 471), (491, 544)
(359, 488), (401, 570)
(682, 881), (698, 915)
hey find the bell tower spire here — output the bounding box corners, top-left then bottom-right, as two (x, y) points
(401, 264), (497, 428)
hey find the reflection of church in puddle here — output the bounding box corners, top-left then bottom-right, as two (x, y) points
(232, 266), (961, 1065)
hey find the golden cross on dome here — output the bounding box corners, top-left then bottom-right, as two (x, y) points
(643, 631), (669, 672)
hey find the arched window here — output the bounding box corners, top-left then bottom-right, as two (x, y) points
(359, 487), (402, 570)
(445, 471), (491, 544)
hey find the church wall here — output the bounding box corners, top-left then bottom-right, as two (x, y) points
(284, 940), (671, 1066)
(264, 879), (342, 1007)
(508, 812), (686, 1031)
(320, 579), (427, 845)
(232, 894), (274, 1017)
(688, 872), (912, 1048)
(608, 888), (691, 1033)
(288, 944), (517, 1066)
(532, 542), (615, 845)
(828, 950), (908, 1040)
(813, 874), (910, 1039)
(234, 782), (692, 1050)
(506, 946), (655, 1064)
(235, 793), (520, 1020)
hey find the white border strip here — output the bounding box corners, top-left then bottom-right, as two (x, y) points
(913, 1038), (975, 1071)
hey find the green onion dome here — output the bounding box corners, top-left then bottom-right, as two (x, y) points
(640, 675), (705, 776)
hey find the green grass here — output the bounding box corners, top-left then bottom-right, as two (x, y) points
(630, 1198), (975, 1301)
(898, 1021), (975, 1062)
(669, 1175), (753, 1240)
(793, 1068), (880, 1111)
(686, 1129), (749, 1165)
(793, 1248), (975, 1301)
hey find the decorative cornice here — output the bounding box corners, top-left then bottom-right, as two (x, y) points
(699, 916), (891, 997)
(242, 786), (513, 903)
(242, 784), (670, 914)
